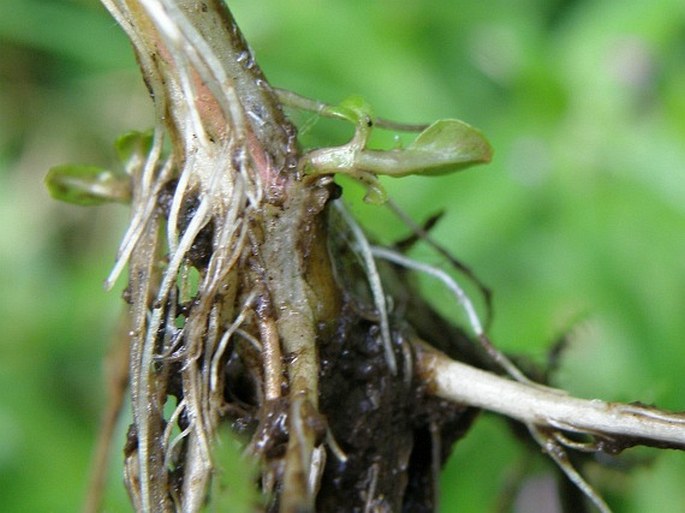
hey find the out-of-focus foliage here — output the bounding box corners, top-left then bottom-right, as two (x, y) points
(1, 0), (684, 512)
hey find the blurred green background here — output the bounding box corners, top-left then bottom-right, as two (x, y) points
(2, 0), (685, 511)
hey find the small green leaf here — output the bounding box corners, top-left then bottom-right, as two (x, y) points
(323, 95), (375, 125)
(409, 119), (493, 170)
(45, 164), (131, 206)
(115, 130), (153, 174)
(354, 170), (387, 204)
(356, 119), (493, 177)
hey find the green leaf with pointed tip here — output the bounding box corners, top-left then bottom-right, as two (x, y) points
(356, 119), (493, 177)
(115, 130), (153, 174)
(45, 164), (131, 206)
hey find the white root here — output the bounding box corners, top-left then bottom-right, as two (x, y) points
(418, 344), (685, 447)
(415, 340), (685, 511)
(334, 203), (397, 374)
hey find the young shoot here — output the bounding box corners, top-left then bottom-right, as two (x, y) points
(278, 90), (493, 203)
(45, 130), (152, 207)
